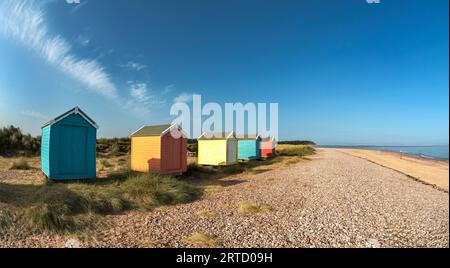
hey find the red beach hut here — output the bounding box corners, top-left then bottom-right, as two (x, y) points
(261, 137), (276, 158)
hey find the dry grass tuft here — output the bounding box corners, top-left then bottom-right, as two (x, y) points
(10, 158), (30, 170)
(195, 210), (217, 217)
(185, 232), (219, 247)
(203, 185), (224, 194)
(238, 202), (272, 215)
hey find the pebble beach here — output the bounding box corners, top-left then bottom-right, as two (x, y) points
(2, 148), (448, 248)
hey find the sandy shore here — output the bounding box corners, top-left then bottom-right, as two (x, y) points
(337, 148), (449, 192)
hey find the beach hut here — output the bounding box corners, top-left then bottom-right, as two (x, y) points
(237, 134), (262, 160)
(130, 124), (187, 174)
(261, 136), (276, 158)
(41, 107), (98, 180)
(197, 132), (238, 166)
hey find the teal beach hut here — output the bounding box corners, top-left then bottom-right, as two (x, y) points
(237, 134), (262, 160)
(41, 107), (98, 180)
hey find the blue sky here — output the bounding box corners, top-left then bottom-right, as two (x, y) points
(0, 0), (448, 145)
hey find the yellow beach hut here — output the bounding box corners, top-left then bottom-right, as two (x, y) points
(130, 124), (188, 174)
(197, 132), (238, 166)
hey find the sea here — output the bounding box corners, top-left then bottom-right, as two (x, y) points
(318, 145), (449, 160)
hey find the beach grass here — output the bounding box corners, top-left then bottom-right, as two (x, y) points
(0, 169), (201, 238)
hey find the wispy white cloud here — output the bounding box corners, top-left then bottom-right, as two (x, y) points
(21, 110), (50, 121)
(127, 81), (166, 104)
(0, 0), (171, 120)
(0, 0), (118, 99)
(121, 61), (147, 71)
(174, 93), (194, 103)
(129, 82), (151, 103)
(126, 81), (166, 115)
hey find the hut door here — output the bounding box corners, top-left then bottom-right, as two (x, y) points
(162, 136), (182, 171)
(227, 140), (237, 163)
(59, 125), (87, 175)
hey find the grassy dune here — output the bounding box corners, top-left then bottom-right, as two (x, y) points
(0, 170), (201, 239)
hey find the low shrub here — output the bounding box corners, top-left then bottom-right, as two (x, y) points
(10, 158), (30, 170)
(100, 159), (113, 168)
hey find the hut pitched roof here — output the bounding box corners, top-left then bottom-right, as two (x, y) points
(261, 136), (276, 142)
(236, 134), (261, 140)
(131, 124), (186, 137)
(198, 132), (236, 140)
(42, 107), (98, 129)
(131, 124), (172, 137)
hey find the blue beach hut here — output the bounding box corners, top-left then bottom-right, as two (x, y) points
(41, 107), (98, 180)
(237, 134), (262, 160)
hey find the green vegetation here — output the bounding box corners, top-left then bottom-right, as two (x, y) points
(97, 138), (131, 157)
(0, 125), (132, 157)
(100, 159), (113, 168)
(276, 145), (316, 157)
(0, 172), (200, 239)
(0, 183), (120, 237)
(10, 158), (31, 170)
(187, 143), (198, 154)
(278, 140), (316, 146)
(187, 139), (198, 153)
(121, 172), (200, 210)
(0, 126), (40, 156)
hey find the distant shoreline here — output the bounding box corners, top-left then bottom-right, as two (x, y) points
(317, 145), (449, 161)
(330, 148), (449, 192)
